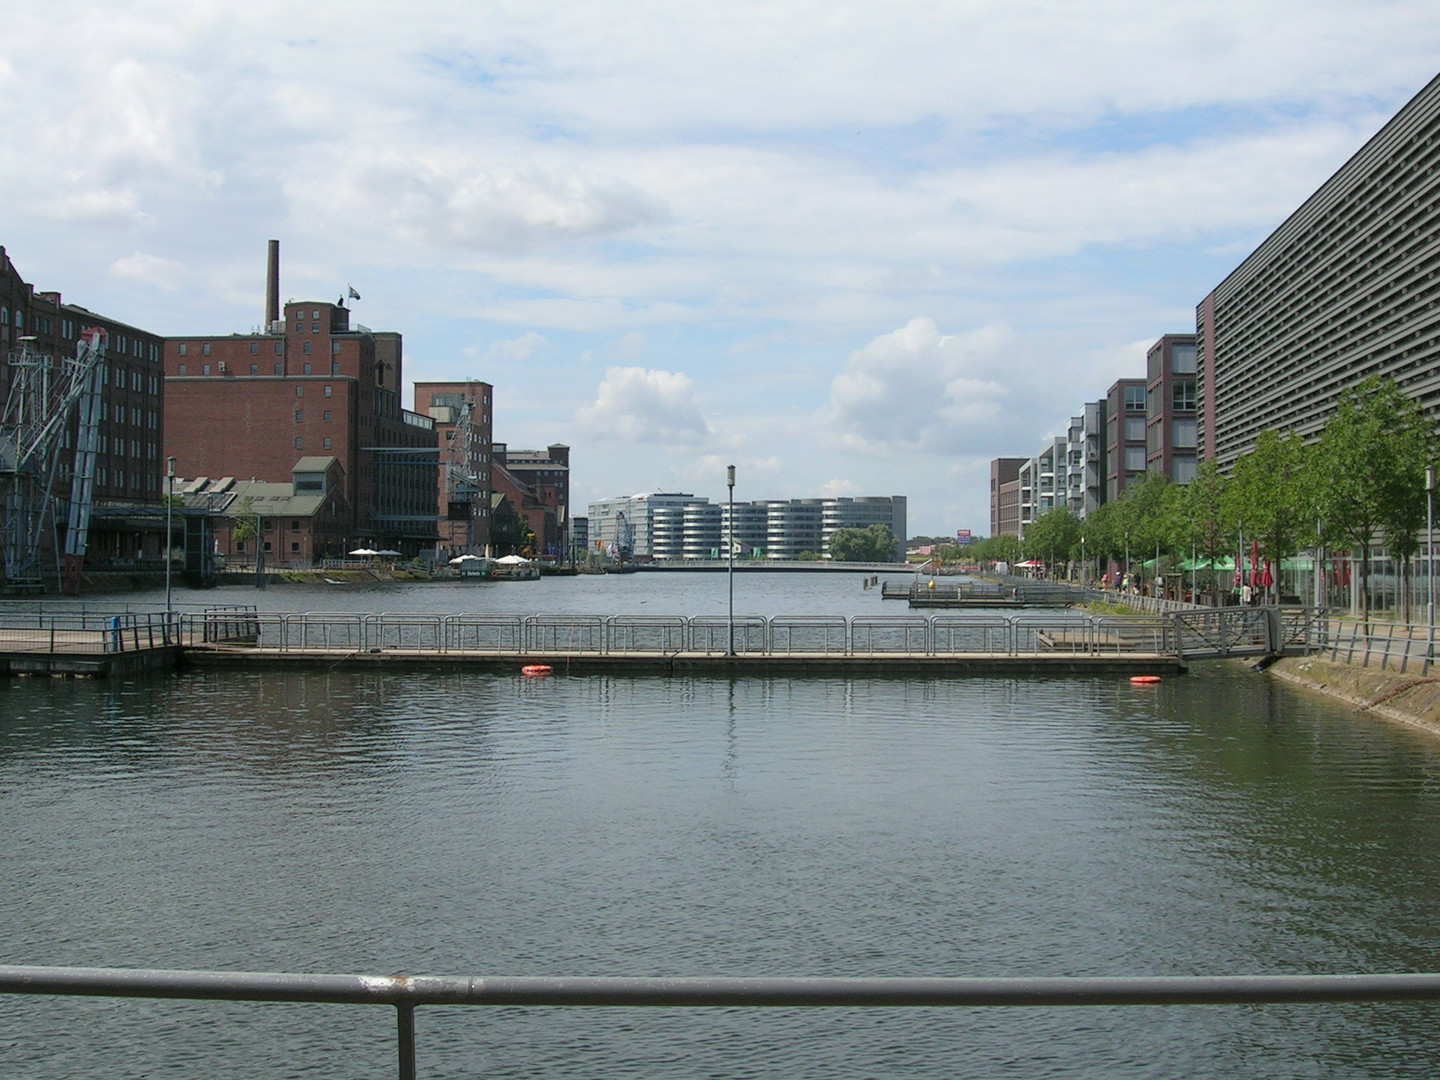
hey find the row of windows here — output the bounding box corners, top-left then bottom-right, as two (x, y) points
(293, 437), (334, 450)
(178, 340), (341, 356)
(177, 361), (342, 377)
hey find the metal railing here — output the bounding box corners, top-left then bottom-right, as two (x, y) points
(5, 964), (1440, 1079)
(1318, 617), (1438, 674)
(186, 610), (1199, 659)
(0, 610), (179, 653)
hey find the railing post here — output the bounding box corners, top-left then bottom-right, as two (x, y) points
(397, 1003), (416, 1080)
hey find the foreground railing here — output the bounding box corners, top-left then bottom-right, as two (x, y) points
(4, 965), (1440, 1079)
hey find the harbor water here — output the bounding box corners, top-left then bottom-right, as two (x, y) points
(4, 573), (1440, 1077)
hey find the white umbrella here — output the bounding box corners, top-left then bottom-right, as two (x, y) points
(349, 548), (379, 557)
(494, 554), (532, 565)
(448, 553), (484, 564)
(376, 549), (402, 557)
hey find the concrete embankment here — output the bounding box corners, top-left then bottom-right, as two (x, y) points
(1268, 656), (1440, 736)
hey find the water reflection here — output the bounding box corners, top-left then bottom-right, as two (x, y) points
(3, 664), (1440, 1076)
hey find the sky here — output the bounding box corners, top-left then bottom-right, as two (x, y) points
(3, 2), (1440, 538)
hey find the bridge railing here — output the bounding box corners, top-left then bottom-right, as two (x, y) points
(4, 963), (1440, 1080)
(0, 610), (179, 653)
(180, 611), (1196, 660)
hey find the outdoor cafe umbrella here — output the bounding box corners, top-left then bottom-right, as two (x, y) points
(375, 549), (402, 557)
(348, 548), (379, 557)
(448, 553), (484, 564)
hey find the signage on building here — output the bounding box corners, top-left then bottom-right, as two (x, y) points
(956, 529), (972, 545)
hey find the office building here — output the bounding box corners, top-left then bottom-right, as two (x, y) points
(1197, 72), (1440, 468)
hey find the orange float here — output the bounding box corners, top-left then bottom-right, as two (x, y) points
(1129, 675), (1162, 685)
(521, 664), (553, 678)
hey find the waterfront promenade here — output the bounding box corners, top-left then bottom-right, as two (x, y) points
(0, 603), (1318, 678)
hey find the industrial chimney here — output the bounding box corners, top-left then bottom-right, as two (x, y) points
(265, 239), (280, 330)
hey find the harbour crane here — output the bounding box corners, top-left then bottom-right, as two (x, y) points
(0, 329), (107, 592)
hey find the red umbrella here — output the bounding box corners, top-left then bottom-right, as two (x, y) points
(1260, 561), (1273, 590)
(1250, 540), (1262, 587)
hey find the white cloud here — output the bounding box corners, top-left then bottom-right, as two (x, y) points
(575, 366), (710, 444)
(820, 318), (1014, 455)
(110, 252), (187, 291)
(286, 150), (669, 255)
(484, 331), (550, 363)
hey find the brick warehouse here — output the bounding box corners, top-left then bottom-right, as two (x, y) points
(1, 245), (168, 588)
(163, 243), (439, 559)
(414, 379), (495, 557)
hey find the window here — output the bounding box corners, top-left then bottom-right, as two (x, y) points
(1173, 419), (1197, 449)
(331, 341), (340, 354)
(311, 322), (319, 333)
(273, 363), (281, 375)
(295, 386), (303, 398)
(1172, 456), (1198, 484)
(202, 363), (210, 376)
(302, 342), (311, 355)
(322, 437), (331, 449)
(1125, 446), (1146, 471)
(322, 410), (331, 422)
(177, 364), (186, 376)
(295, 410), (304, 423)
(250, 363), (258, 375)
(291, 542), (301, 554)
(1125, 417), (1145, 441)
(330, 361), (339, 374)
(302, 362), (311, 374)
(1173, 381), (1196, 411)
(274, 342), (282, 355)
(1124, 386), (1145, 411)
(290, 520), (300, 531)
(1171, 345), (1197, 374)
(249, 342), (259, 355)
(177, 343), (187, 356)
(294, 437), (303, 450)
(323, 385), (332, 397)
(202, 343), (211, 356)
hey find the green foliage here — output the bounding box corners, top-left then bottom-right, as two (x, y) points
(1223, 429), (1310, 595)
(827, 523), (899, 563)
(1022, 508), (1081, 572)
(1311, 376), (1437, 621)
(970, 533), (1020, 566)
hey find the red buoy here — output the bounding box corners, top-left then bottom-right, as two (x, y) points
(521, 664), (553, 678)
(1129, 675), (1162, 685)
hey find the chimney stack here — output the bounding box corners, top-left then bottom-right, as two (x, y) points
(265, 239), (280, 330)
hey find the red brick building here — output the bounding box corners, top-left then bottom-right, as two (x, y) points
(492, 443), (570, 561)
(178, 456), (351, 567)
(413, 380), (494, 556)
(0, 245), (167, 587)
(164, 254), (440, 557)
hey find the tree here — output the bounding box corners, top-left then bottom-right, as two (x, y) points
(1312, 376), (1437, 625)
(971, 533), (1020, 567)
(828, 524), (899, 563)
(1172, 459), (1231, 596)
(1022, 508), (1080, 577)
(1223, 429), (1309, 602)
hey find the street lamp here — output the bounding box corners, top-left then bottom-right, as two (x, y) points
(1427, 465), (1435, 663)
(727, 464), (736, 657)
(165, 456), (176, 638)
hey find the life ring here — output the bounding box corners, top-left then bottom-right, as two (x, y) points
(1129, 675), (1162, 685)
(521, 664), (553, 678)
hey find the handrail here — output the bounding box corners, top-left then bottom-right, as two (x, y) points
(4, 964), (1440, 1080)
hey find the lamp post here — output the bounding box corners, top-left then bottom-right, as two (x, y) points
(1427, 465), (1435, 663)
(727, 464), (736, 657)
(165, 456), (176, 638)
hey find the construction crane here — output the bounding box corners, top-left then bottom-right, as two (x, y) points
(0, 329), (107, 593)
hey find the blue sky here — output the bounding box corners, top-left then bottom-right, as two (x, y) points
(3, 1), (1440, 536)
